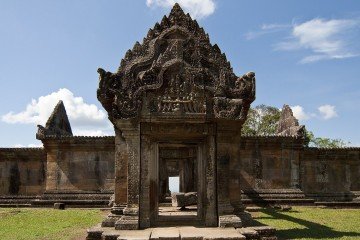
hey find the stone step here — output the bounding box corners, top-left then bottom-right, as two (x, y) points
(315, 201), (360, 208)
(87, 226), (276, 240)
(31, 199), (109, 208)
(151, 227), (180, 240)
(242, 198), (315, 205)
(41, 193), (112, 200)
(242, 193), (307, 198)
(241, 189), (304, 194)
(0, 203), (32, 208)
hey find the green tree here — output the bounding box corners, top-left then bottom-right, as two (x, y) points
(242, 104), (349, 148)
(304, 129), (349, 148)
(242, 104), (281, 135)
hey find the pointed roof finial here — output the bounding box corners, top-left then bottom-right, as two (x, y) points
(36, 100), (73, 139)
(169, 2), (187, 23)
(172, 3), (183, 12)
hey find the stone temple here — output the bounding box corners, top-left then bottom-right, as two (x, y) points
(0, 3), (359, 240)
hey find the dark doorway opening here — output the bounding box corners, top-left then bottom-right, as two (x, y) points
(157, 145), (199, 224)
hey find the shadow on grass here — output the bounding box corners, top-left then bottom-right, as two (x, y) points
(255, 208), (360, 239)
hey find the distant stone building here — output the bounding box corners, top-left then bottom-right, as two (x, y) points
(0, 3), (359, 231)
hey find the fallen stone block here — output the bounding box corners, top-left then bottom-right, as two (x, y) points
(171, 192), (197, 208)
(53, 202), (65, 210)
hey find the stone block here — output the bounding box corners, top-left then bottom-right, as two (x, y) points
(251, 226), (276, 237)
(101, 214), (121, 227)
(117, 229), (152, 240)
(237, 227), (259, 239)
(260, 237), (277, 240)
(53, 202), (65, 210)
(115, 216), (139, 230)
(150, 227), (180, 240)
(171, 192), (197, 208)
(218, 215), (242, 228)
(178, 226), (204, 240)
(102, 231), (120, 240)
(86, 227), (103, 240)
(202, 228), (246, 240)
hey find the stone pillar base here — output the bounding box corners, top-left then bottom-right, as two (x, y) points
(101, 204), (126, 227)
(111, 204), (126, 215)
(219, 215), (242, 228)
(218, 211), (253, 228)
(101, 214), (121, 227)
(115, 215), (139, 230)
(114, 206), (139, 230)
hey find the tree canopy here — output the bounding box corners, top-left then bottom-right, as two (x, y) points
(242, 104), (349, 148)
(242, 104), (281, 136)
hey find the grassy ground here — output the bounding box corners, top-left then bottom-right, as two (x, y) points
(253, 206), (360, 240)
(0, 208), (105, 240)
(1, 207), (360, 240)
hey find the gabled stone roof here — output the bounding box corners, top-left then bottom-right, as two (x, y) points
(97, 3), (255, 122)
(36, 100), (73, 140)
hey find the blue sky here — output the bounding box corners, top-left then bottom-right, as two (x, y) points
(0, 0), (359, 147)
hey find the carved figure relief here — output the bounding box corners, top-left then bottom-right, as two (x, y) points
(97, 4), (255, 122)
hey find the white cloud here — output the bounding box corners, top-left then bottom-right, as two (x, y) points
(245, 23), (290, 40)
(290, 105), (311, 121)
(13, 143), (43, 148)
(2, 88), (113, 136)
(275, 18), (360, 63)
(72, 129), (111, 136)
(318, 104), (338, 120)
(290, 104), (338, 121)
(146, 0), (215, 19)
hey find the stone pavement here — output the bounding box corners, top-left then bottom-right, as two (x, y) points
(87, 225), (277, 240)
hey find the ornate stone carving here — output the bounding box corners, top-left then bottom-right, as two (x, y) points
(277, 104), (305, 138)
(97, 3), (255, 122)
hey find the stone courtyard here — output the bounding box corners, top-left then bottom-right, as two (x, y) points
(0, 3), (359, 240)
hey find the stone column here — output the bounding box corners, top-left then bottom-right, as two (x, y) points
(114, 121), (141, 230)
(290, 148), (300, 189)
(102, 126), (130, 227)
(204, 131), (218, 227)
(217, 122), (252, 227)
(45, 149), (59, 192)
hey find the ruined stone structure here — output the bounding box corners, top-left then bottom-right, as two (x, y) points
(0, 4), (359, 238)
(96, 3), (256, 229)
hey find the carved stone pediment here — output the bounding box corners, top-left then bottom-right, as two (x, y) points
(97, 3), (255, 122)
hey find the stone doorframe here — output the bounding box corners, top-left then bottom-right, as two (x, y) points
(139, 122), (217, 228)
(150, 143), (202, 226)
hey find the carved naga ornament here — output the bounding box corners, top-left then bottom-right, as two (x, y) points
(97, 4), (255, 122)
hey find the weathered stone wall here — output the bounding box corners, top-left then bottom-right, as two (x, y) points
(239, 136), (303, 190)
(43, 136), (115, 193)
(1, 136), (359, 200)
(301, 147), (360, 199)
(0, 148), (46, 195)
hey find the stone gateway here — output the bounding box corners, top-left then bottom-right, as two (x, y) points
(0, 3), (359, 240)
(97, 3), (255, 229)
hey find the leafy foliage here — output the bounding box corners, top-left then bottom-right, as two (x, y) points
(242, 104), (281, 136)
(242, 104), (349, 148)
(304, 129), (349, 148)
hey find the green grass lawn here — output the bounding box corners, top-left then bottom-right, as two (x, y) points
(0, 208), (105, 240)
(253, 206), (360, 240)
(1, 207), (360, 240)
